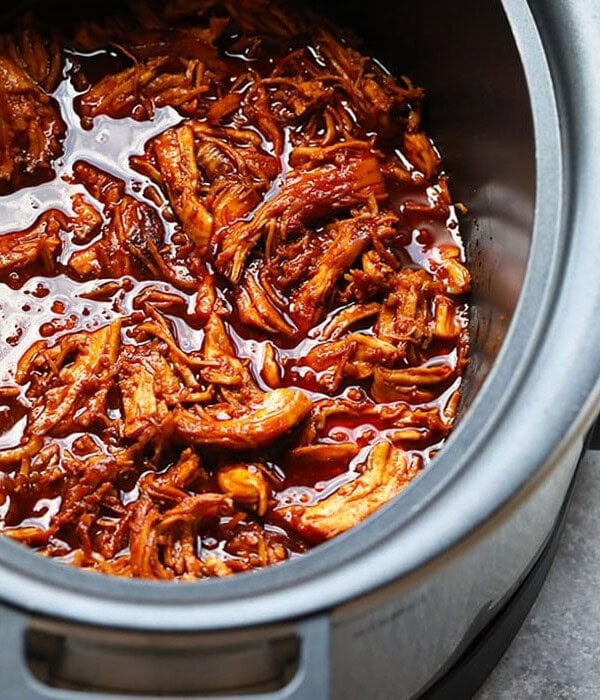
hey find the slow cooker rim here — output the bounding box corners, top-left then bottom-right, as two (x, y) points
(0, 0), (598, 633)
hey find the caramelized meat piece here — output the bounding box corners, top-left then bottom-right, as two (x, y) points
(295, 333), (401, 393)
(172, 388), (312, 450)
(290, 213), (395, 331)
(150, 122), (279, 256)
(78, 54), (213, 128)
(153, 125), (214, 251)
(313, 31), (424, 137)
(0, 19), (65, 192)
(69, 195), (164, 278)
(0, 211), (64, 274)
(0, 13), (63, 92)
(16, 322), (121, 436)
(235, 269), (296, 336)
(200, 312), (263, 400)
(0, 195), (103, 280)
(217, 463), (270, 515)
(0, 56), (65, 192)
(372, 363), (457, 404)
(435, 244), (472, 295)
(215, 150), (387, 283)
(69, 161), (176, 282)
(118, 341), (181, 438)
(284, 443), (359, 471)
(277, 442), (416, 542)
(129, 492), (234, 579)
(401, 131), (441, 180)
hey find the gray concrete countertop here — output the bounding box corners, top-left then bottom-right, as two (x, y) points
(477, 450), (600, 699)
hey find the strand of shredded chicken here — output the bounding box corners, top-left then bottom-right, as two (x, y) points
(0, 0), (470, 579)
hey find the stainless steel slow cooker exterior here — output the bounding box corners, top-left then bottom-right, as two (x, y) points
(1, 0), (599, 697)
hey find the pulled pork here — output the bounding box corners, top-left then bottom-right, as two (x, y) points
(0, 0), (470, 580)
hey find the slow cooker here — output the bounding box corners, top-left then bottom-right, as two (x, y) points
(1, 0), (599, 697)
